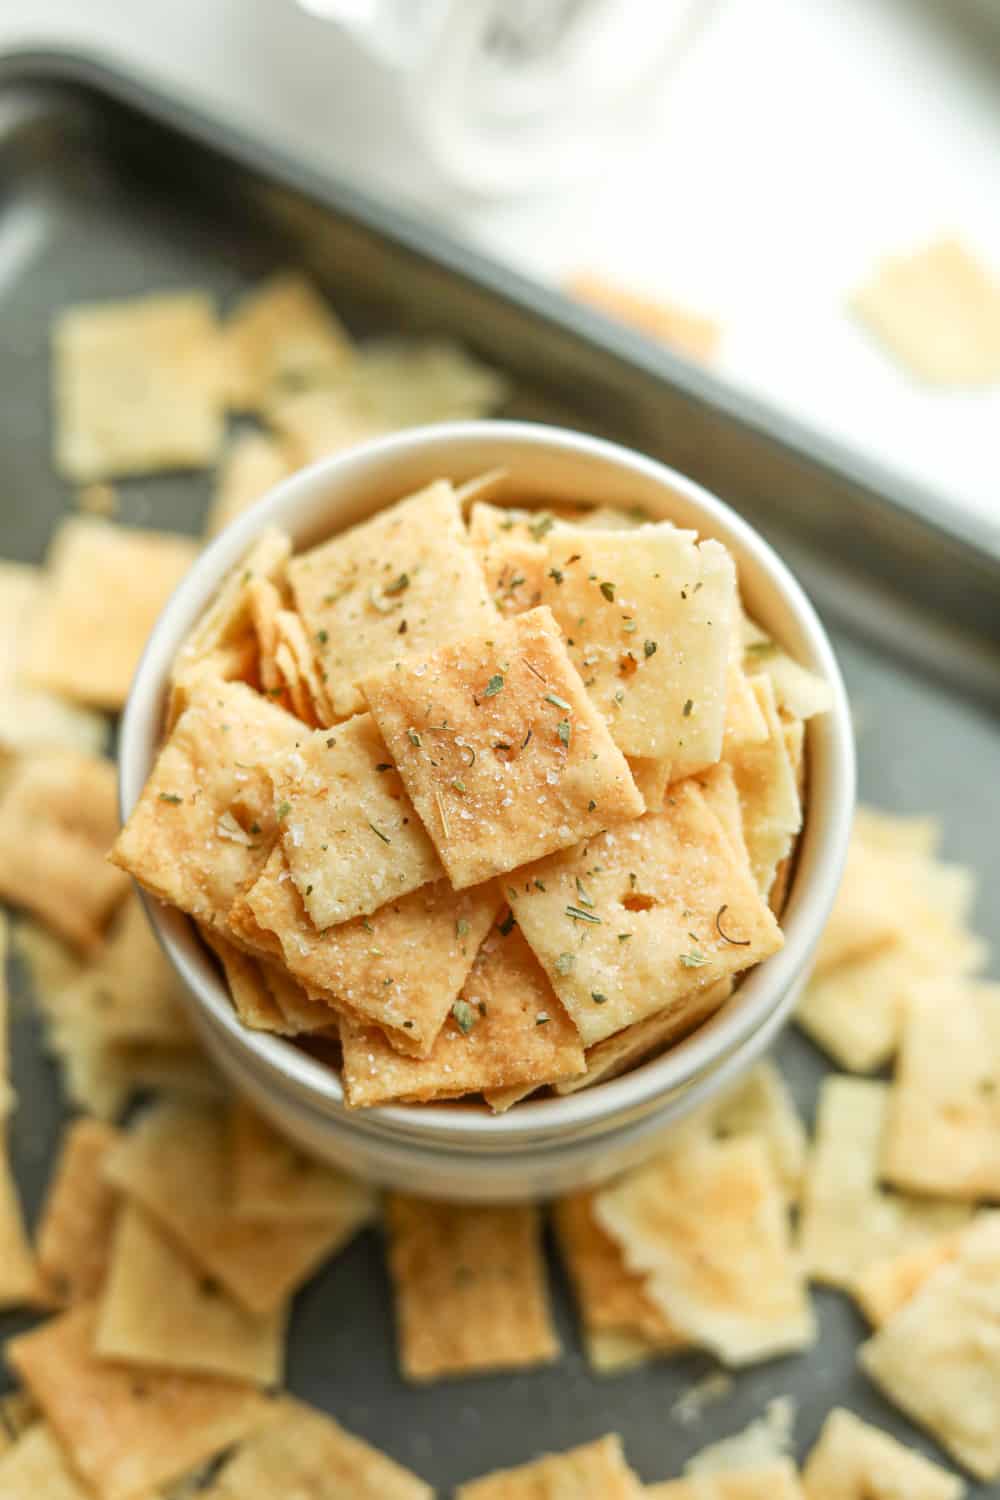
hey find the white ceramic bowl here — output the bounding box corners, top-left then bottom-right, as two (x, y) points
(120, 421), (854, 1200)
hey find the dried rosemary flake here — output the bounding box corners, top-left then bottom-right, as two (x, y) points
(599, 581), (616, 601)
(566, 904), (601, 924)
(158, 792), (182, 805)
(644, 639), (658, 658)
(456, 918), (470, 938)
(683, 699), (694, 716)
(276, 801), (291, 820)
(680, 950), (709, 968)
(557, 720), (571, 747)
(574, 876), (594, 908)
(367, 820), (391, 844)
(591, 992), (608, 1004)
(544, 692), (570, 711)
(407, 728), (422, 748)
(483, 673), (505, 698)
(452, 999), (477, 1035)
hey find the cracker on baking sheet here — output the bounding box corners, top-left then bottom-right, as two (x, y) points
(882, 979), (1000, 1200)
(0, 751), (129, 953)
(565, 270), (721, 361)
(859, 1214), (1000, 1481)
(648, 1467), (803, 1499)
(245, 847), (498, 1056)
(796, 945), (925, 1073)
(223, 271), (354, 410)
(111, 679), (304, 933)
(800, 1406), (964, 1500)
(728, 674), (801, 897)
(6, 1302), (275, 1500)
(289, 479), (495, 720)
(273, 715), (442, 928)
(272, 608), (336, 727)
(0, 1132), (39, 1310)
(852, 1225), (970, 1329)
(811, 840), (908, 973)
(96, 1202), (285, 1386)
(266, 385), (384, 469)
(104, 1097), (363, 1316)
(555, 979), (733, 1094)
(852, 235), (1000, 385)
(710, 1059), (807, 1202)
(25, 518), (198, 710)
(0, 1423), (93, 1500)
(851, 806), (940, 857)
(798, 1076), (969, 1289)
(53, 290), (223, 481)
(341, 923), (585, 1108)
(204, 430), (292, 537)
(595, 1135), (815, 1366)
(347, 337), (510, 427)
(363, 606), (643, 889)
(508, 779), (782, 1048)
(35, 1117), (121, 1305)
(386, 1195), (559, 1382)
(230, 1102), (376, 1226)
(627, 754), (671, 811)
(456, 1432), (641, 1498)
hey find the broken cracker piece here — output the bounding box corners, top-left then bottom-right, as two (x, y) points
(728, 674), (801, 897)
(801, 1406), (963, 1500)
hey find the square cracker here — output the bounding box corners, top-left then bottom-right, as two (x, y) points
(104, 1098), (363, 1315)
(0, 750), (129, 953)
(112, 679), (304, 933)
(851, 1225), (969, 1329)
(728, 674), (801, 897)
(243, 847), (498, 1056)
(96, 1202), (285, 1386)
(859, 1214), (1000, 1481)
(289, 480), (496, 719)
(852, 236), (1000, 385)
(230, 1102), (376, 1225)
(363, 605), (643, 889)
(801, 1407), (964, 1500)
(340, 922), (585, 1107)
(343, 337), (508, 428)
(0, 1424), (95, 1500)
(274, 715), (442, 928)
(468, 505), (737, 772)
(882, 980), (1000, 1200)
(710, 1059), (807, 1202)
(36, 1117), (121, 1305)
(266, 386), (384, 469)
(6, 1302), (275, 1500)
(798, 1076), (969, 1289)
(223, 271), (353, 410)
(53, 290), (223, 481)
(555, 979), (733, 1095)
(508, 779), (782, 1048)
(205, 430), (291, 538)
(25, 518), (198, 710)
(455, 1433), (641, 1498)
(385, 1195), (559, 1382)
(796, 946), (927, 1074)
(595, 1135), (815, 1366)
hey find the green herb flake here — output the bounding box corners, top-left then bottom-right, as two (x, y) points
(680, 950), (709, 968)
(456, 918), (470, 938)
(249, 822), (261, 835)
(407, 729), (422, 748)
(554, 952), (575, 976)
(367, 821), (391, 844)
(498, 909), (516, 936)
(548, 567), (564, 584)
(361, 919), (374, 933)
(566, 904), (601, 924)
(533, 879), (547, 892)
(276, 801), (291, 820)
(591, 992), (608, 1004)
(574, 876), (594, 908)
(747, 640), (777, 658)
(535, 1011), (551, 1026)
(452, 999), (477, 1035)
(484, 673), (505, 698)
(588, 799), (596, 812)
(544, 692), (570, 710)
(599, 581), (616, 602)
(557, 720), (571, 747)
(316, 629), (329, 645)
(530, 512), (555, 540)
(384, 572), (410, 596)
(451, 777), (467, 794)
(158, 793), (182, 805)
(375, 762), (392, 772)
(644, 639), (658, 658)
(617, 932), (631, 943)
(683, 699), (694, 717)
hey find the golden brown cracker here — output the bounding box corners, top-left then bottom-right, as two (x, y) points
(35, 1117), (121, 1305)
(555, 979), (733, 1094)
(852, 1228), (968, 1329)
(456, 1433), (641, 1498)
(230, 1101), (376, 1227)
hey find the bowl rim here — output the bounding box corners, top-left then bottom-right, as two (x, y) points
(120, 419), (855, 1143)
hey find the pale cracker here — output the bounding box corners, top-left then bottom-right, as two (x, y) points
(508, 779), (783, 1047)
(723, 629), (770, 757)
(797, 1076), (969, 1289)
(223, 271), (353, 409)
(230, 1101), (376, 1227)
(455, 1433), (641, 1499)
(801, 1407), (964, 1500)
(555, 979), (733, 1094)
(274, 715), (442, 927)
(271, 607), (336, 727)
(852, 1226), (970, 1328)
(345, 337), (509, 427)
(851, 805), (939, 857)
(53, 289), (223, 480)
(648, 1466), (803, 1499)
(289, 479), (496, 719)
(882, 980), (1000, 1200)
(728, 674), (801, 897)
(698, 759), (751, 868)
(104, 1097), (364, 1315)
(796, 946), (929, 1073)
(205, 430), (291, 538)
(247, 576), (284, 696)
(852, 236), (1000, 385)
(386, 1195), (559, 1382)
(566, 270), (721, 360)
(6, 1302), (276, 1500)
(0, 1424), (94, 1500)
(340, 923), (585, 1107)
(96, 1203), (285, 1386)
(35, 1117), (121, 1305)
(244, 847), (498, 1056)
(627, 754), (671, 811)
(363, 605), (643, 889)
(859, 1214), (1000, 1481)
(710, 1059), (807, 1201)
(744, 640), (833, 721)
(172, 528), (291, 674)
(595, 1135), (815, 1366)
(265, 386), (384, 469)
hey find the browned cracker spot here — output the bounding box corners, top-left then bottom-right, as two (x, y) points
(801, 1407), (964, 1500)
(595, 1135), (815, 1366)
(6, 1303), (275, 1500)
(96, 1203), (286, 1386)
(104, 1097), (364, 1315)
(508, 779), (782, 1047)
(385, 1195), (559, 1382)
(289, 480), (496, 720)
(245, 847), (498, 1056)
(230, 1102), (377, 1225)
(728, 674), (801, 897)
(53, 290), (223, 481)
(111, 679), (305, 933)
(340, 923), (585, 1108)
(798, 1077), (969, 1289)
(273, 715), (442, 927)
(0, 751), (129, 953)
(205, 430), (292, 538)
(363, 605), (643, 889)
(223, 271), (354, 410)
(860, 1214), (1000, 1481)
(35, 1117), (121, 1305)
(455, 1433), (642, 1498)
(555, 979), (733, 1095)
(0, 1423), (95, 1498)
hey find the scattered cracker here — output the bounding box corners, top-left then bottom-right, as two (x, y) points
(710, 1059), (807, 1201)
(798, 1076), (969, 1288)
(566, 271), (721, 362)
(852, 236), (1000, 385)
(75, 480), (118, 517)
(223, 271), (353, 410)
(456, 1433), (641, 1498)
(583, 1329), (669, 1375)
(35, 1117), (121, 1305)
(882, 979), (1000, 1199)
(340, 923), (584, 1108)
(796, 947), (926, 1074)
(6, 1302), (275, 1500)
(595, 1135), (814, 1366)
(347, 338), (509, 427)
(266, 386), (384, 469)
(508, 779), (782, 1047)
(860, 1213), (1000, 1481)
(852, 1225), (969, 1328)
(555, 979), (733, 1094)
(289, 479), (495, 720)
(0, 1423), (94, 1500)
(728, 674), (801, 897)
(851, 806), (939, 857)
(386, 1195), (559, 1382)
(650, 1463), (802, 1499)
(53, 289), (223, 481)
(230, 1101), (376, 1226)
(206, 430), (292, 538)
(801, 1407), (964, 1500)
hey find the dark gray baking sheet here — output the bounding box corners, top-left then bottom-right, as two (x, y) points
(0, 52), (997, 1495)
